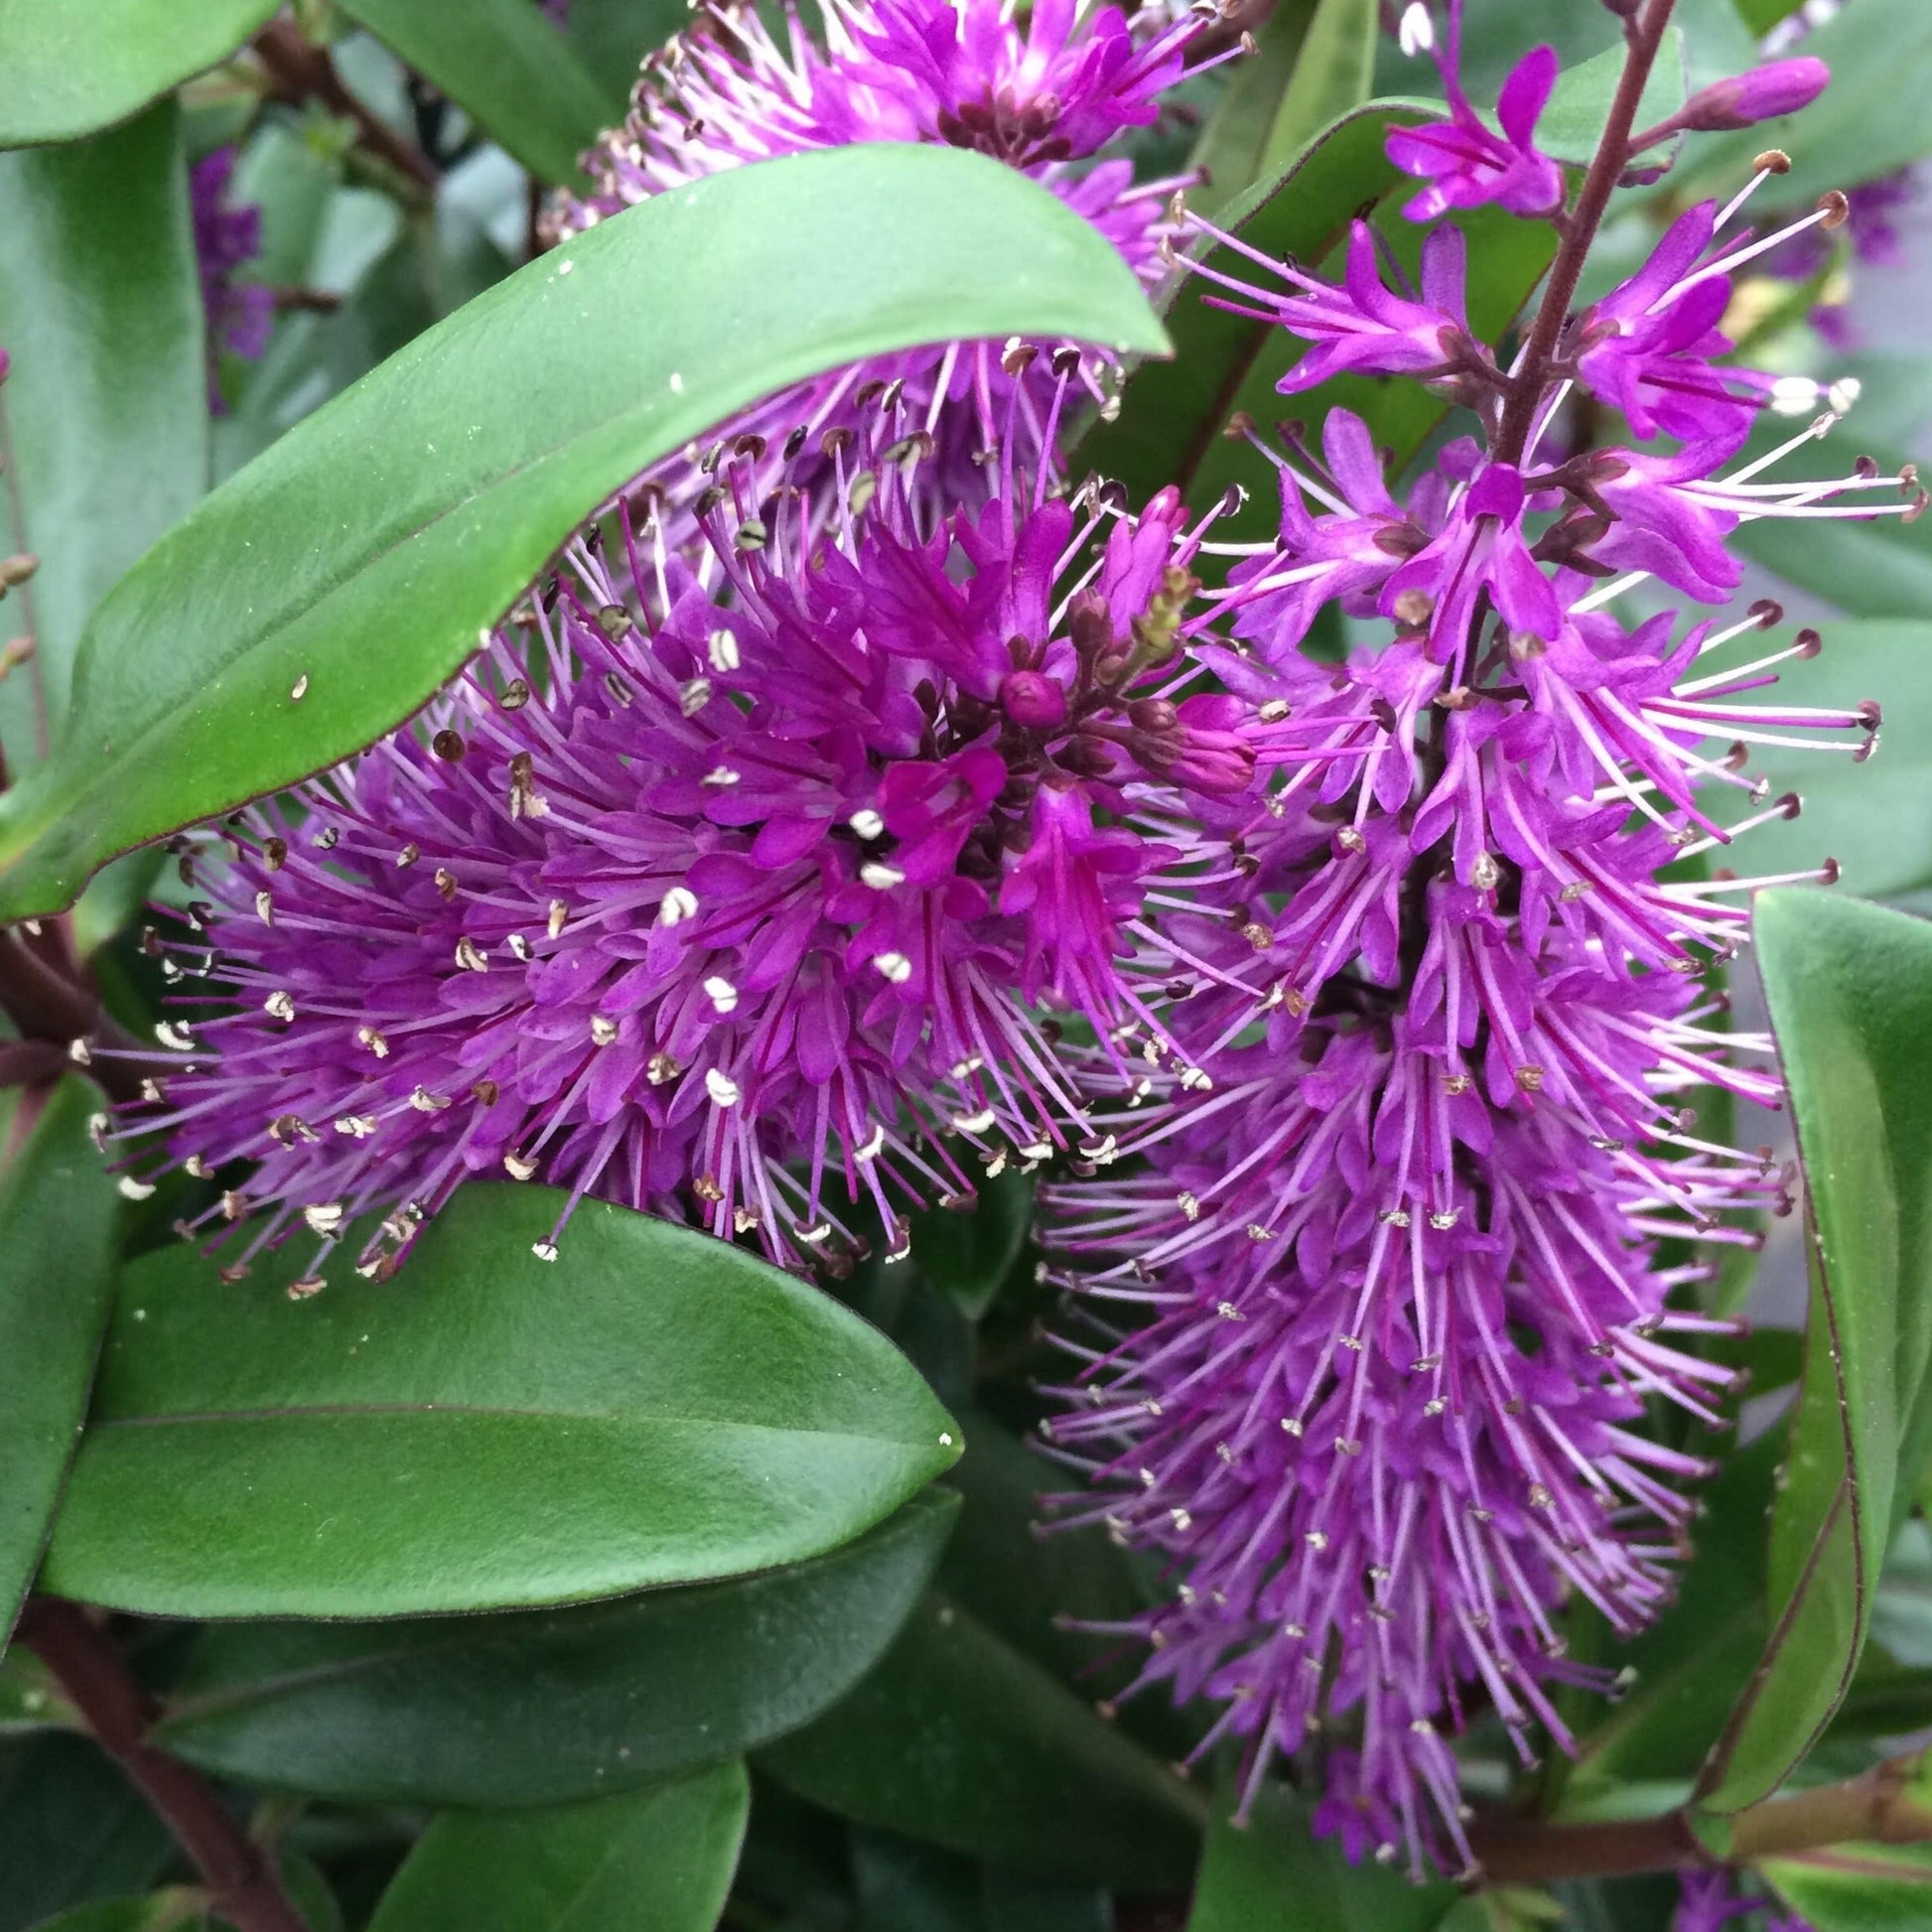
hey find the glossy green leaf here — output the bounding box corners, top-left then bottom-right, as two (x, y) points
(155, 1492), (954, 1804)
(1087, 99), (1553, 538)
(0, 144), (1167, 921)
(367, 1762), (749, 1932)
(911, 1173), (1033, 1321)
(1534, 29), (1686, 164)
(1675, 0), (1932, 206)
(762, 1590), (1203, 1888)
(1698, 893), (1932, 1811)
(1253, 0), (1378, 183)
(0, 1734), (173, 1931)
(1184, 1782), (1456, 1932)
(43, 1183), (961, 1618)
(1763, 1843), (1932, 1931)
(0, 1080), (120, 1648)
(1729, 437), (1932, 622)
(0, 102), (207, 764)
(337, 0), (619, 187)
(0, 0), (275, 147)
(1712, 622), (1932, 901)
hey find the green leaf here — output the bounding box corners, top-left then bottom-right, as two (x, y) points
(1675, 0), (1932, 207)
(1729, 437), (1932, 621)
(0, 1734), (173, 1932)
(851, 1832), (985, 1932)
(1253, 0), (1379, 183)
(1085, 100), (1553, 538)
(562, 0), (688, 107)
(0, 1080), (120, 1647)
(761, 1592), (1204, 1888)
(336, 0), (619, 187)
(911, 1173), (1033, 1320)
(43, 1183), (961, 1618)
(1706, 621), (1932, 901)
(982, 1869), (1111, 1932)
(0, 101), (207, 764)
(1187, 1), (1320, 219)
(366, 1762), (749, 1932)
(154, 1493), (954, 1804)
(0, 0), (275, 148)
(1184, 1782), (1457, 1932)
(18, 1898), (201, 1932)
(1763, 1843), (1932, 1931)
(0, 143), (1166, 922)
(1534, 30), (1686, 165)
(1697, 893), (1932, 1811)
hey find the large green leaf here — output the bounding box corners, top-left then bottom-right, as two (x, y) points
(366, 1762), (750, 1932)
(42, 1184), (961, 1618)
(1250, 0), (1379, 185)
(1697, 893), (1932, 1812)
(1674, 0), (1932, 207)
(761, 1591), (1205, 1888)
(1184, 1783), (1456, 1932)
(0, 102), (206, 763)
(0, 144), (1167, 921)
(154, 1493), (955, 1804)
(1085, 100), (1553, 536)
(0, 1734), (172, 1932)
(0, 0), (275, 148)
(0, 1080), (120, 1648)
(1718, 621), (1932, 901)
(1763, 1843), (1932, 1931)
(337, 0), (620, 187)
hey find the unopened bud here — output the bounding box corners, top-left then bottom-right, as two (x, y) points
(1678, 59), (1829, 133)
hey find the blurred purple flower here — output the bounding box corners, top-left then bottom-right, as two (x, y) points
(119, 423), (1299, 1290)
(190, 146), (273, 412)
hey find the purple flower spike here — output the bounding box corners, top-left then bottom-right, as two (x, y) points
(1384, 3), (1564, 222)
(117, 418), (1299, 1293)
(1676, 1868), (1816, 1932)
(549, 0), (1225, 527)
(191, 146), (273, 411)
(1678, 57), (1831, 133)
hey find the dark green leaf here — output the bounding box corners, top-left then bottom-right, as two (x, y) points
(1697, 893), (1932, 1811)
(0, 0), (275, 148)
(0, 1648), (69, 1734)
(1763, 1843), (1932, 1931)
(0, 144), (1166, 922)
(761, 1592), (1204, 1888)
(43, 1183), (961, 1618)
(155, 1493), (954, 1804)
(1187, 1), (1320, 220)
(1822, 1651), (1932, 1746)
(1086, 101), (1552, 538)
(1534, 30), (1686, 165)
(1710, 621), (1932, 901)
(911, 1173), (1033, 1321)
(1252, 0), (1379, 185)
(0, 1734), (173, 1932)
(563, 0), (688, 107)
(0, 1080), (120, 1647)
(851, 1832), (984, 1932)
(0, 102), (207, 764)
(1183, 1782), (1457, 1932)
(366, 1762), (749, 1932)
(337, 0), (619, 187)
(982, 1869), (1110, 1932)
(1729, 437), (1932, 622)
(16, 1899), (200, 1932)
(1674, 0), (1932, 206)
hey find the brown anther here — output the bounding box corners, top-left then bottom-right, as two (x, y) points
(1817, 190), (1851, 230)
(432, 729), (466, 761)
(1753, 148), (1791, 175)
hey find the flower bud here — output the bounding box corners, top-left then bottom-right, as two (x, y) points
(1000, 669), (1067, 732)
(1678, 58), (1829, 132)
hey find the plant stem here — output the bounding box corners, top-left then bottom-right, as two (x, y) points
(252, 20), (440, 195)
(16, 1597), (315, 1932)
(1470, 1751), (1932, 1883)
(1490, 0), (1678, 469)
(0, 925), (167, 1105)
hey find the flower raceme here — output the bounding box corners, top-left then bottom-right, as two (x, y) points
(547, 0), (1232, 526)
(118, 423), (1304, 1291)
(1036, 1), (1914, 1882)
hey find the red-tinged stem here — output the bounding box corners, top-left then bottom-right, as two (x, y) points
(1470, 1751), (1932, 1883)
(0, 925), (168, 1105)
(16, 1598), (314, 1932)
(1490, 0), (1679, 469)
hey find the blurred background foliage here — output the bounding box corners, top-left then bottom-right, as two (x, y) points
(5, 1), (1932, 1928)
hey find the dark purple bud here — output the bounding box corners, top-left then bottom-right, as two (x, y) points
(1001, 669), (1067, 732)
(1679, 58), (1829, 133)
